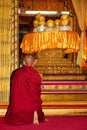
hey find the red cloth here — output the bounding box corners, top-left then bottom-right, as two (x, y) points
(5, 66), (44, 125)
(1, 116), (87, 130)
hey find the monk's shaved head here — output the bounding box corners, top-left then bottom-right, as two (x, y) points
(22, 53), (38, 66)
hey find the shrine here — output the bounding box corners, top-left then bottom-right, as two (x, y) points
(0, 0), (87, 117)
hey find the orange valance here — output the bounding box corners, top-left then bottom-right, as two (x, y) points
(20, 31), (80, 53)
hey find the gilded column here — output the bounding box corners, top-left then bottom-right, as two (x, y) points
(0, 0), (19, 104)
(11, 0), (19, 72)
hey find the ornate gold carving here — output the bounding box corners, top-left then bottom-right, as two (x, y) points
(35, 48), (87, 81)
(41, 93), (87, 102)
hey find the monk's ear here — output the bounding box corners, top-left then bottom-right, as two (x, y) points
(23, 60), (26, 65)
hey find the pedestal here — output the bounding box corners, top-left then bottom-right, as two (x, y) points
(41, 81), (87, 116)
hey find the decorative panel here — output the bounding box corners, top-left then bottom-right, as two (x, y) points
(0, 0), (12, 104)
(33, 2), (47, 11)
(41, 81), (87, 110)
(0, 0), (19, 104)
(47, 0), (64, 11)
(19, 2), (33, 11)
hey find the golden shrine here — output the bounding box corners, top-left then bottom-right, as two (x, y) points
(20, 30), (87, 116)
(20, 31), (87, 81)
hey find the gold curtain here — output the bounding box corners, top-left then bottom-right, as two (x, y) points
(71, 0), (87, 66)
(0, 0), (19, 105)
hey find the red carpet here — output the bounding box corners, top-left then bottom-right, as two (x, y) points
(0, 116), (87, 130)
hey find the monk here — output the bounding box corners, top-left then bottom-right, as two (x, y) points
(5, 53), (44, 125)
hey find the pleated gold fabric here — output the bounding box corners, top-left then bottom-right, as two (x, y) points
(20, 31), (80, 53)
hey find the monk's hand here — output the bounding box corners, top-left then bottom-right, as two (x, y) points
(39, 73), (43, 79)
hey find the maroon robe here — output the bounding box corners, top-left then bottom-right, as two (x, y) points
(5, 66), (44, 125)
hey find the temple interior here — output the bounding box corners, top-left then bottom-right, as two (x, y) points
(0, 0), (87, 117)
(19, 0), (87, 81)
